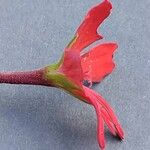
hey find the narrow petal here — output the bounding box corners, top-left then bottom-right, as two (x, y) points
(101, 108), (117, 136)
(82, 86), (124, 143)
(97, 105), (106, 149)
(67, 0), (112, 51)
(83, 87), (106, 149)
(93, 91), (124, 140)
(81, 43), (117, 83)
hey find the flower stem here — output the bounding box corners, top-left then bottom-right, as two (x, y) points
(0, 68), (52, 86)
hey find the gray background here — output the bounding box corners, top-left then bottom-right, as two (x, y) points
(0, 0), (150, 150)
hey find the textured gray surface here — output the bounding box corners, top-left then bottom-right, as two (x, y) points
(0, 0), (150, 150)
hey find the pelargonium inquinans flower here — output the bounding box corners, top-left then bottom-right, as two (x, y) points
(0, 0), (124, 149)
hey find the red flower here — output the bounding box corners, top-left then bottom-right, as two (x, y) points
(0, 0), (124, 149)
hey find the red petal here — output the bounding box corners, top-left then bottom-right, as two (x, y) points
(101, 108), (117, 136)
(59, 50), (83, 86)
(87, 87), (124, 140)
(67, 0), (112, 51)
(83, 87), (106, 149)
(81, 43), (118, 83)
(82, 86), (124, 147)
(97, 105), (106, 149)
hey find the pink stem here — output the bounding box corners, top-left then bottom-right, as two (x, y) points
(0, 68), (52, 86)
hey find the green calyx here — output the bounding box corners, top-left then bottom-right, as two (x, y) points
(44, 63), (82, 93)
(43, 62), (88, 103)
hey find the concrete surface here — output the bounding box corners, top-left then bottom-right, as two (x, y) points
(0, 0), (150, 150)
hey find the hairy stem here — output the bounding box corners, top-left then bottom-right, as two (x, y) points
(0, 68), (52, 86)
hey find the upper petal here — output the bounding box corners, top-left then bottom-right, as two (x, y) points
(67, 0), (112, 51)
(81, 43), (118, 83)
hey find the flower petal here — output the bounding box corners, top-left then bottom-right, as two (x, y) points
(81, 43), (117, 83)
(96, 104), (106, 149)
(101, 108), (117, 136)
(82, 86), (124, 148)
(59, 50), (83, 86)
(67, 0), (112, 51)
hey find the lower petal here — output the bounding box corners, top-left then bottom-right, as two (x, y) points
(82, 86), (124, 149)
